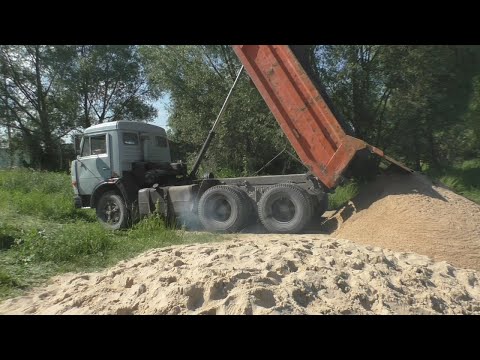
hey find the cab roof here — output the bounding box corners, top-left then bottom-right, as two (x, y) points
(84, 121), (167, 135)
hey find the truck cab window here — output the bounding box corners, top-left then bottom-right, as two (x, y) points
(156, 136), (168, 148)
(123, 132), (139, 145)
(81, 137), (91, 157)
(91, 135), (107, 155)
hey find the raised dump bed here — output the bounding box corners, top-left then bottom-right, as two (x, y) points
(233, 45), (412, 189)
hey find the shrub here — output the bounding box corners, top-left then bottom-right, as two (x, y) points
(328, 182), (359, 210)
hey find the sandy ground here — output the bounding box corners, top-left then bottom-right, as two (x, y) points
(1, 172), (479, 315)
(1, 235), (479, 315)
(324, 173), (480, 271)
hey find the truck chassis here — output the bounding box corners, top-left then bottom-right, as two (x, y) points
(135, 173), (328, 234)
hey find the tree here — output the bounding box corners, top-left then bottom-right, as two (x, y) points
(0, 45), (79, 170)
(72, 45), (157, 128)
(0, 45), (160, 170)
(462, 74), (480, 158)
(315, 45), (480, 170)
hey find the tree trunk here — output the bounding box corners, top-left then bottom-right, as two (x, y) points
(413, 136), (422, 171)
(7, 122), (13, 167)
(34, 46), (58, 170)
(427, 128), (440, 170)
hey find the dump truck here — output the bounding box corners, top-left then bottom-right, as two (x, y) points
(71, 45), (412, 233)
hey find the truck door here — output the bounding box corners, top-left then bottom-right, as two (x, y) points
(76, 133), (112, 195)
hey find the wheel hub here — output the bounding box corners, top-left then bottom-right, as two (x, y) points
(208, 197), (232, 222)
(271, 197), (295, 222)
(104, 200), (120, 224)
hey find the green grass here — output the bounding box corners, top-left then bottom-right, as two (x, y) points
(424, 159), (480, 204)
(0, 169), (218, 301)
(327, 181), (360, 210)
(0, 169), (93, 221)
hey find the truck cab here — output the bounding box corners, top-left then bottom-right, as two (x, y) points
(71, 121), (186, 229)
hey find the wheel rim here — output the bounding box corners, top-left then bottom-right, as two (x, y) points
(271, 197), (296, 222)
(102, 199), (121, 225)
(206, 195), (232, 222)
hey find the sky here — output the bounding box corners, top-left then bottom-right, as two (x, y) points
(152, 94), (171, 129)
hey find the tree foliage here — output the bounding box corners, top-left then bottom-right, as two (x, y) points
(0, 45), (79, 169)
(72, 45), (157, 128)
(316, 45), (480, 170)
(0, 45), (158, 170)
(141, 45), (304, 176)
(1, 44), (479, 175)
(143, 45), (480, 175)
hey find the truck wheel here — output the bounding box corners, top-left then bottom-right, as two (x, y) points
(198, 185), (249, 233)
(258, 184), (313, 233)
(96, 191), (129, 230)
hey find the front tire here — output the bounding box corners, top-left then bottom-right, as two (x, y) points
(96, 191), (129, 230)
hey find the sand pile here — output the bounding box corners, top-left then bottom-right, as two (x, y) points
(1, 235), (479, 315)
(327, 173), (480, 271)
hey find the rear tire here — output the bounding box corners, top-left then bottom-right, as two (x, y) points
(258, 184), (313, 233)
(96, 191), (129, 230)
(198, 185), (249, 233)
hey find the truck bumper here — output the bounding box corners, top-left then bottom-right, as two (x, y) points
(74, 196), (83, 209)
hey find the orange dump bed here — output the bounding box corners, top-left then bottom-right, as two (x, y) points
(233, 45), (412, 189)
